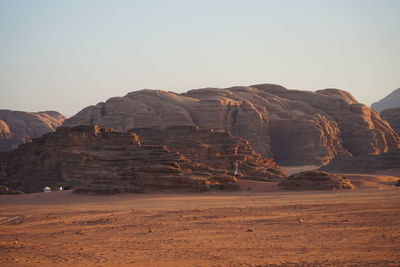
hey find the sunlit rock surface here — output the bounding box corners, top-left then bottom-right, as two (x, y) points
(64, 84), (399, 165)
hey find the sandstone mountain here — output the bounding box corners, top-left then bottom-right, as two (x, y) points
(380, 108), (400, 135)
(0, 125), (285, 194)
(63, 84), (399, 166)
(371, 88), (400, 112)
(0, 110), (66, 151)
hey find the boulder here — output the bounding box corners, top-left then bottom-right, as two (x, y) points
(278, 171), (354, 190)
(63, 84), (399, 166)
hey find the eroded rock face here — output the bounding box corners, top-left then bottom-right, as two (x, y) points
(371, 88), (400, 112)
(0, 110), (66, 151)
(0, 125), (285, 193)
(63, 84), (399, 165)
(278, 171), (354, 190)
(381, 108), (400, 135)
(132, 126), (286, 181)
(320, 150), (400, 174)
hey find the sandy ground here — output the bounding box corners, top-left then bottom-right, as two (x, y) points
(1, 180), (399, 267)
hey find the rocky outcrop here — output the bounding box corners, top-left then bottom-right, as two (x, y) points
(0, 125), (285, 194)
(381, 108), (400, 135)
(371, 88), (400, 112)
(132, 126), (286, 181)
(63, 84), (399, 165)
(278, 171), (354, 190)
(0, 110), (66, 151)
(320, 150), (400, 174)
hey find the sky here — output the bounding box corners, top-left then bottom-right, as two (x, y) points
(0, 0), (399, 117)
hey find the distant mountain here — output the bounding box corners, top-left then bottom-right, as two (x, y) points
(371, 88), (400, 112)
(0, 110), (66, 151)
(63, 84), (399, 166)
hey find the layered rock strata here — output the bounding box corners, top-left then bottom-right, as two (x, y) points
(0, 125), (285, 193)
(0, 110), (66, 151)
(63, 84), (399, 165)
(132, 126), (286, 181)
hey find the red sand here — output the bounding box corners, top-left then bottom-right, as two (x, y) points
(1, 184), (400, 266)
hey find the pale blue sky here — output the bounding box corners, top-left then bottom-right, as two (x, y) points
(0, 0), (399, 117)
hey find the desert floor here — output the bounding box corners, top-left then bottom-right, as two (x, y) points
(1, 174), (400, 266)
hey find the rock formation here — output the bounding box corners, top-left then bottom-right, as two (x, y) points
(132, 126), (286, 181)
(371, 88), (400, 112)
(320, 149), (400, 174)
(0, 110), (66, 151)
(63, 84), (399, 166)
(278, 171), (354, 190)
(0, 125), (285, 194)
(380, 108), (400, 135)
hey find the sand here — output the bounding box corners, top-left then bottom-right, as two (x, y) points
(1, 185), (400, 267)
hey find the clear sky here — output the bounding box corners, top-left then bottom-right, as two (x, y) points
(1, 0), (399, 117)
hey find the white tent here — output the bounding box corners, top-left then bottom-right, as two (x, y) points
(43, 186), (51, 192)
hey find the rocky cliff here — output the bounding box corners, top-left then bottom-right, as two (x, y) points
(371, 88), (400, 113)
(63, 84), (399, 165)
(0, 125), (285, 193)
(380, 108), (400, 135)
(0, 110), (66, 151)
